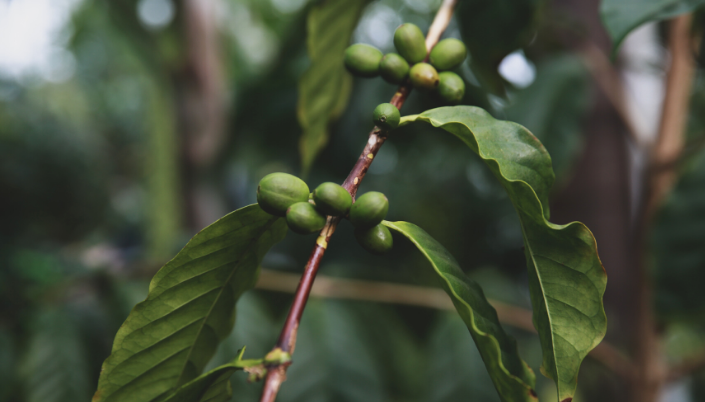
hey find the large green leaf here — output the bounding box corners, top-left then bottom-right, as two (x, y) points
(297, 0), (368, 174)
(156, 348), (262, 402)
(600, 0), (705, 53)
(401, 106), (607, 402)
(383, 221), (537, 402)
(93, 205), (287, 402)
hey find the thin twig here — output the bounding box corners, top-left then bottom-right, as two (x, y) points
(258, 1), (459, 400)
(255, 269), (635, 379)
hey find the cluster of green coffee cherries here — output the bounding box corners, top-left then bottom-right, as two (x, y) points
(344, 23), (467, 104)
(257, 173), (393, 255)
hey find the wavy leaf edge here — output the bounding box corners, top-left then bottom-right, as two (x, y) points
(406, 106), (607, 401)
(383, 220), (537, 402)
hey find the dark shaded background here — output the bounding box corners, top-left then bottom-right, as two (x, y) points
(1, 0), (704, 401)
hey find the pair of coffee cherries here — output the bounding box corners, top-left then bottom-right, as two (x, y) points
(344, 23), (467, 104)
(257, 173), (393, 255)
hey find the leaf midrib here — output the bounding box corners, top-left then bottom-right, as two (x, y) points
(426, 113), (559, 380)
(519, 220), (558, 383)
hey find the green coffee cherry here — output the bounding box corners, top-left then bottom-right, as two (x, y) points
(349, 191), (389, 228)
(354, 224), (393, 255)
(257, 173), (310, 217)
(409, 63), (439, 91)
(313, 182), (352, 216)
(286, 202), (327, 234)
(394, 23), (427, 64)
(344, 44), (383, 78)
(372, 103), (400, 130)
(429, 38), (467, 71)
(438, 71), (465, 104)
(379, 53), (410, 84)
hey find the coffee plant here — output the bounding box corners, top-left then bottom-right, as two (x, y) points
(91, 2), (611, 402)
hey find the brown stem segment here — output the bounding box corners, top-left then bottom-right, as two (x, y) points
(258, 1), (458, 401)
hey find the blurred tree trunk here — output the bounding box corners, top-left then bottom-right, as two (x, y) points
(176, 0), (229, 232)
(549, 0), (636, 400)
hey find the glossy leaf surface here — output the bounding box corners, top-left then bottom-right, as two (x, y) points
(383, 221), (537, 402)
(298, 0), (368, 174)
(600, 0), (705, 53)
(403, 106), (607, 401)
(93, 205), (287, 402)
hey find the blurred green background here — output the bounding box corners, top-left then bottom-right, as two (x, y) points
(1, 0), (705, 401)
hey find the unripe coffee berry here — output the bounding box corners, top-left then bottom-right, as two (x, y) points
(344, 44), (383, 78)
(372, 103), (400, 130)
(429, 38), (467, 71)
(313, 182), (352, 216)
(354, 224), (393, 255)
(393, 23), (427, 64)
(286, 202), (327, 234)
(438, 71), (465, 104)
(257, 173), (310, 217)
(409, 63), (439, 91)
(379, 53), (410, 84)
(349, 191), (389, 228)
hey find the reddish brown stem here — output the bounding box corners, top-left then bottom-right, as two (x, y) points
(275, 238), (328, 352)
(258, 1), (458, 401)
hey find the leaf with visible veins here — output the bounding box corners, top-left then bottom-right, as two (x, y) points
(92, 205), (286, 402)
(384, 220), (538, 402)
(404, 106), (607, 402)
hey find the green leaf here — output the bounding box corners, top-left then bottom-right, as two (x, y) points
(383, 221), (537, 402)
(600, 0), (705, 53)
(402, 106), (607, 402)
(93, 205), (287, 402)
(157, 348), (262, 402)
(297, 0), (368, 174)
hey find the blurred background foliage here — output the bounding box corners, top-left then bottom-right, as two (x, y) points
(1, 0), (705, 401)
